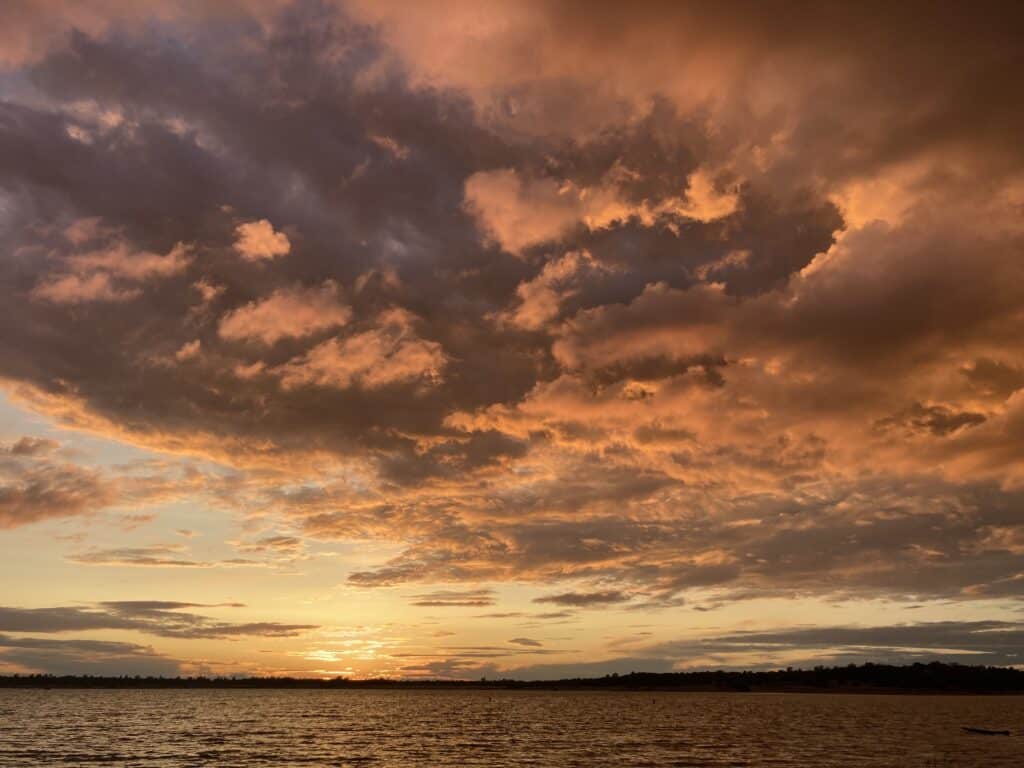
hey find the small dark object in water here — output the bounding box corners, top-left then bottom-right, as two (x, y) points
(962, 726), (1011, 736)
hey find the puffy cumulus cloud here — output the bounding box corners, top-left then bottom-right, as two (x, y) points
(218, 281), (351, 345)
(31, 271), (141, 304)
(232, 219), (291, 261)
(31, 231), (192, 304)
(464, 166), (738, 254)
(463, 169), (580, 254)
(174, 339), (202, 361)
(275, 308), (446, 391)
(496, 250), (608, 331)
(0, 0), (1023, 627)
(65, 240), (192, 280)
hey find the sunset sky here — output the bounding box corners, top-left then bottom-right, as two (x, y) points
(2, 1), (1023, 679)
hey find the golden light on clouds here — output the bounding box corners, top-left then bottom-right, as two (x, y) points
(0, 0), (1023, 679)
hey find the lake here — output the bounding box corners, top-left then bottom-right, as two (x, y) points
(0, 689), (1021, 766)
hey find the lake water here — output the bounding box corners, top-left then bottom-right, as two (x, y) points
(0, 689), (1021, 766)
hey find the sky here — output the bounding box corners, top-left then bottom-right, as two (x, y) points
(1, 0), (1023, 679)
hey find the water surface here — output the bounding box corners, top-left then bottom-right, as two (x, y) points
(1, 689), (1021, 766)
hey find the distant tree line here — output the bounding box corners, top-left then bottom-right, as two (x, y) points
(1, 662), (1022, 692)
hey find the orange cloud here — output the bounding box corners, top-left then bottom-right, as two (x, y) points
(464, 167), (737, 254)
(32, 234), (191, 304)
(3, 0), (1024, 632)
(276, 309), (446, 391)
(232, 219), (291, 261)
(219, 282), (351, 345)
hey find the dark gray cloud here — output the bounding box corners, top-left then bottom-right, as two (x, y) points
(0, 633), (182, 676)
(1, 11), (515, 473)
(875, 403), (987, 437)
(0, 0), (849, 475)
(0, 605), (138, 633)
(0, 601), (316, 639)
(962, 358), (1024, 398)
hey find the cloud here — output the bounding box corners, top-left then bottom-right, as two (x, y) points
(232, 219), (291, 261)
(30, 272), (141, 304)
(0, 601), (316, 640)
(463, 169), (582, 254)
(962, 358), (1024, 398)
(641, 621), (1024, 669)
(508, 637), (542, 647)
(496, 250), (605, 331)
(175, 339), (202, 361)
(218, 281), (351, 345)
(409, 589), (495, 607)
(0, 0), (1022, 632)
(0, 633), (181, 676)
(4, 436), (59, 457)
(233, 535), (303, 555)
(67, 545), (260, 569)
(398, 620), (1024, 679)
(31, 237), (191, 304)
(66, 241), (191, 280)
(0, 452), (211, 529)
(0, 463), (115, 528)
(875, 402), (987, 437)
(464, 167), (738, 254)
(275, 308), (446, 391)
(533, 590), (632, 607)
(0, 605), (137, 633)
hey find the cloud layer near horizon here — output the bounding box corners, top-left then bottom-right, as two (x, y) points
(1, 0), (1024, 676)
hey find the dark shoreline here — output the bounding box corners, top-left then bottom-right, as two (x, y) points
(3, 662), (1023, 693)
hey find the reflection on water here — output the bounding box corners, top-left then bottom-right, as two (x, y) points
(0, 689), (1020, 766)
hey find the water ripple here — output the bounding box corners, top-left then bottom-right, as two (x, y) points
(0, 690), (1020, 767)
